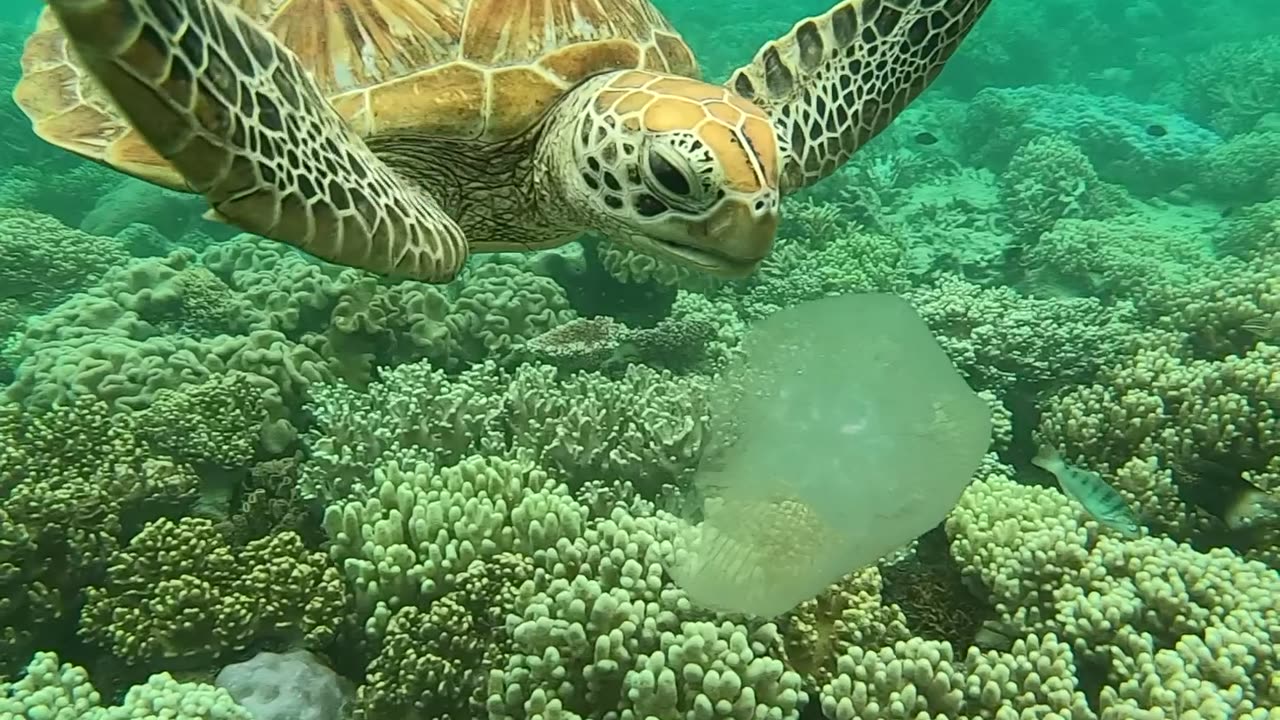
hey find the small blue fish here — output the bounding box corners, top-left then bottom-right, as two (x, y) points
(1033, 447), (1142, 538)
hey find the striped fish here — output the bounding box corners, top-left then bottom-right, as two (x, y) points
(1033, 447), (1142, 539)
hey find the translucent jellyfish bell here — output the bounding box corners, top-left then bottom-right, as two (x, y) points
(667, 293), (992, 618)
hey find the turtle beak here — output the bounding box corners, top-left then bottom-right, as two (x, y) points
(640, 197), (777, 277)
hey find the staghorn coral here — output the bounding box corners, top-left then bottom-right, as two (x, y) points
(79, 517), (350, 670)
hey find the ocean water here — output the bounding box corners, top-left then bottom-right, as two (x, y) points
(0, 0), (1277, 718)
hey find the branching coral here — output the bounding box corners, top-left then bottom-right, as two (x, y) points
(322, 454), (584, 638)
(0, 208), (128, 325)
(735, 219), (908, 319)
(0, 651), (252, 720)
(963, 85), (1221, 194)
(302, 359), (712, 501)
(79, 517), (350, 669)
(946, 474), (1280, 717)
(135, 370), (277, 468)
(486, 507), (808, 720)
(1025, 213), (1215, 313)
(0, 397), (199, 663)
(1199, 131), (1280, 203)
(1038, 340), (1280, 543)
(997, 135), (1123, 238)
(355, 554), (534, 719)
(906, 274), (1142, 393)
(1186, 37), (1280, 135)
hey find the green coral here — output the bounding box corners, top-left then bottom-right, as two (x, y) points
(907, 274), (1142, 393)
(79, 517), (350, 668)
(0, 651), (252, 720)
(1186, 37), (1280, 135)
(0, 208), (128, 331)
(1025, 213), (1214, 312)
(355, 554), (534, 719)
(134, 371), (278, 468)
(323, 454), (585, 634)
(302, 360), (712, 500)
(737, 216), (907, 319)
(998, 135), (1123, 237)
(1198, 131), (1280, 203)
(0, 397), (199, 663)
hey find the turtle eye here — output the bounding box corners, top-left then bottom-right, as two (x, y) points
(647, 151), (692, 196)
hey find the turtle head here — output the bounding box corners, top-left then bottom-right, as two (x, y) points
(561, 70), (781, 277)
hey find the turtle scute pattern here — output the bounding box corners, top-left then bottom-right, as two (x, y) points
(43, 0), (471, 282)
(728, 0), (992, 192)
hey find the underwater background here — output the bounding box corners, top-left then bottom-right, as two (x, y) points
(1, 0), (1279, 718)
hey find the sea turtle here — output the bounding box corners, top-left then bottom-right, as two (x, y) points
(14, 0), (991, 283)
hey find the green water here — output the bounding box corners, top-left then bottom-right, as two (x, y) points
(0, 1), (1277, 718)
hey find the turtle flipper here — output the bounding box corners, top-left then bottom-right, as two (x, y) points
(727, 0), (990, 194)
(45, 0), (469, 282)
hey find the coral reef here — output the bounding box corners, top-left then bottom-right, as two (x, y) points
(2, 4), (1279, 717)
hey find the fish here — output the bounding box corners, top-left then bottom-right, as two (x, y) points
(914, 131), (939, 146)
(1241, 312), (1279, 341)
(1032, 446), (1142, 538)
(1145, 124), (1168, 137)
(1172, 455), (1280, 533)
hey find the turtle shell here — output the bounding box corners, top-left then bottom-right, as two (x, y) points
(13, 0), (700, 190)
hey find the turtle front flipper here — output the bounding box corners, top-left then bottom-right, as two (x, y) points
(727, 0), (991, 194)
(45, 0), (469, 282)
